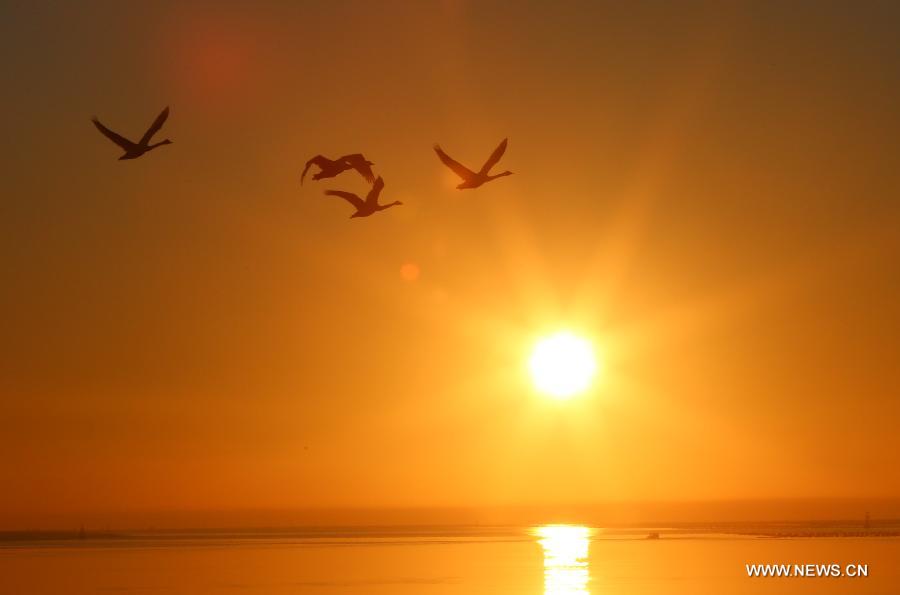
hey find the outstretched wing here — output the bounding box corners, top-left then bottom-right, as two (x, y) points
(323, 189), (366, 211)
(139, 106), (170, 145)
(433, 144), (475, 180)
(92, 117), (135, 151)
(478, 137), (508, 175)
(301, 155), (331, 184)
(341, 154), (376, 183)
(365, 176), (385, 205)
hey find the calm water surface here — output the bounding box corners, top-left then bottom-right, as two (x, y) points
(1, 526), (898, 595)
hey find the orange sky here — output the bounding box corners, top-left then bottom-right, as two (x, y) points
(1, 1), (899, 529)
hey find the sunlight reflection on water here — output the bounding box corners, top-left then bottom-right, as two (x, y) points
(534, 525), (593, 595)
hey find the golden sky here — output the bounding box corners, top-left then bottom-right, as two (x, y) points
(1, 0), (899, 528)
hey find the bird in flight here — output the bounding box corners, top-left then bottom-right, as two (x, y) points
(433, 138), (512, 189)
(324, 177), (402, 218)
(92, 107), (173, 160)
(301, 154), (375, 185)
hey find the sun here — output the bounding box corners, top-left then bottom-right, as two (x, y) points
(528, 332), (598, 399)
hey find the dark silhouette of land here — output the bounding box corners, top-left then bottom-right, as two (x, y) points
(323, 176), (401, 218)
(92, 106), (172, 160)
(434, 138), (512, 189)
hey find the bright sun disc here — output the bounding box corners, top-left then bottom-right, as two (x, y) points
(529, 332), (597, 399)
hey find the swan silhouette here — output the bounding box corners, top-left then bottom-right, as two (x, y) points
(433, 138), (512, 189)
(92, 107), (172, 160)
(301, 153), (375, 184)
(324, 177), (402, 218)
(342, 154), (376, 183)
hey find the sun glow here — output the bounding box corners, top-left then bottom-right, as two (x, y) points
(528, 332), (598, 399)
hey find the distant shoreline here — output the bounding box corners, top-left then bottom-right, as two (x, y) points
(3, 520), (900, 546)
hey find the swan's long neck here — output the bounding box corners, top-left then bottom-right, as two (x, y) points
(378, 201), (402, 210)
(148, 139), (172, 149)
(488, 171), (513, 180)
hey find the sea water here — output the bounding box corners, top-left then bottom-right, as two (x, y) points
(1, 526), (898, 594)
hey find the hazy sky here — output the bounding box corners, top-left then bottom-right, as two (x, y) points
(2, 0), (899, 528)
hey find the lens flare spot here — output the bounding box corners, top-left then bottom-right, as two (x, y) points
(400, 262), (420, 282)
